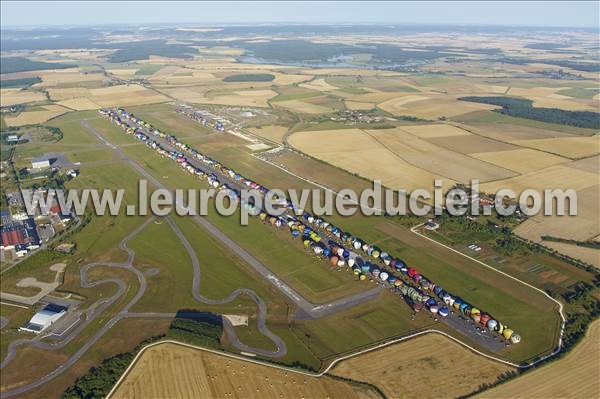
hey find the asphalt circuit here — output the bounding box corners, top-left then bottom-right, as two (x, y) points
(0, 119), (384, 398)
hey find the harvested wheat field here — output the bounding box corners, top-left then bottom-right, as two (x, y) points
(331, 333), (514, 399)
(272, 73), (312, 86)
(56, 97), (101, 110)
(88, 85), (170, 107)
(470, 149), (568, 173)
(0, 89), (46, 106)
(299, 78), (339, 92)
(274, 99), (335, 114)
(542, 241), (600, 268)
(513, 183), (599, 246)
(345, 100), (376, 110)
(110, 342), (379, 399)
(398, 123), (472, 138)
(481, 164), (597, 194)
(512, 136), (600, 159)
(475, 84), (509, 94)
(478, 319), (600, 399)
(247, 125), (288, 144)
(344, 91), (405, 104)
(288, 128), (445, 191)
(4, 104), (69, 127)
(36, 69), (104, 87)
(367, 128), (517, 182)
(196, 89), (278, 107)
(397, 96), (497, 119)
(47, 84), (169, 107)
(377, 94), (431, 114)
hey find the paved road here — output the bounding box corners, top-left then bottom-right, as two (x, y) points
(82, 118), (382, 319)
(0, 214), (287, 398)
(0, 119), (383, 398)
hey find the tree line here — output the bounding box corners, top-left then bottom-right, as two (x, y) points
(459, 96), (600, 129)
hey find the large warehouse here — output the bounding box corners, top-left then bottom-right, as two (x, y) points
(20, 303), (67, 334)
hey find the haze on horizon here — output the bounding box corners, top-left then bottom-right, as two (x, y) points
(1, 1), (598, 28)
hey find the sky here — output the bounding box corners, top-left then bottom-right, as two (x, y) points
(1, 1), (598, 28)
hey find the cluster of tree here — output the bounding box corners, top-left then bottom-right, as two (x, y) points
(459, 96), (600, 129)
(106, 40), (198, 63)
(44, 126), (64, 142)
(541, 235), (600, 250)
(223, 73), (275, 82)
(438, 214), (521, 249)
(500, 57), (600, 73)
(62, 336), (164, 399)
(166, 316), (223, 350)
(0, 57), (74, 74)
(0, 77), (41, 88)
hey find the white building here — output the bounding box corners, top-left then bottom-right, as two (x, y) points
(20, 303), (67, 333)
(31, 158), (51, 169)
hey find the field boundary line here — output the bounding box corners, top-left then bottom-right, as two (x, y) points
(250, 152), (387, 213)
(107, 326), (536, 399)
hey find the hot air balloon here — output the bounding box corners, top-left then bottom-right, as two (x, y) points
(510, 334), (521, 344)
(502, 328), (514, 340)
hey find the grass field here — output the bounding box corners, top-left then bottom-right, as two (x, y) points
(478, 319), (600, 399)
(332, 333), (515, 399)
(87, 116), (372, 304)
(110, 105), (565, 362)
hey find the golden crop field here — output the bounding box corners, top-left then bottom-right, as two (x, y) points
(331, 333), (515, 399)
(543, 241), (600, 268)
(376, 94), (431, 114)
(478, 319), (600, 399)
(512, 136), (600, 159)
(36, 69), (104, 87)
(247, 125), (288, 144)
(273, 99), (335, 114)
(195, 89), (278, 107)
(395, 96), (497, 119)
(0, 88), (46, 106)
(369, 128), (517, 182)
(470, 148), (568, 173)
(57, 97), (101, 110)
(481, 163), (597, 193)
(110, 342), (380, 399)
(288, 128), (445, 190)
(299, 78), (340, 92)
(398, 123), (471, 138)
(46, 84), (169, 107)
(513, 183), (599, 247)
(4, 104), (69, 127)
(345, 100), (376, 110)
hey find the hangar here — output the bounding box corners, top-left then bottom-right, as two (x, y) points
(20, 303), (67, 334)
